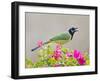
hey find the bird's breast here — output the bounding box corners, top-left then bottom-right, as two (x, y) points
(53, 40), (70, 45)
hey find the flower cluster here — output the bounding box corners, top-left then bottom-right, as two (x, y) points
(26, 42), (89, 68)
(52, 44), (62, 60)
(52, 45), (86, 66)
(67, 50), (86, 65)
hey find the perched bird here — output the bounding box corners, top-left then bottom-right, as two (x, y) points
(31, 27), (78, 51)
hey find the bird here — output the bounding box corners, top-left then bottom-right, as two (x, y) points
(31, 27), (78, 51)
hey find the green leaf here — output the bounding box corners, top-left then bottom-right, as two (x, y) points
(25, 58), (34, 68)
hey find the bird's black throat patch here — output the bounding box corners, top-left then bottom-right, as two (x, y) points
(69, 30), (74, 40)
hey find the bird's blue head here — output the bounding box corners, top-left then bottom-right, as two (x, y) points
(68, 27), (78, 40)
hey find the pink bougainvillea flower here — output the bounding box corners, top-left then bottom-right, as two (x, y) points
(77, 56), (86, 65)
(55, 49), (62, 55)
(66, 52), (73, 58)
(37, 40), (43, 47)
(73, 49), (81, 59)
(52, 47), (62, 60)
(52, 54), (61, 60)
(73, 49), (86, 65)
(52, 51), (61, 60)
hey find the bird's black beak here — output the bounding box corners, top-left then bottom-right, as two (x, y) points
(75, 28), (78, 32)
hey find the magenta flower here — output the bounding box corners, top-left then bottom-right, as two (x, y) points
(73, 49), (86, 65)
(53, 50), (62, 60)
(66, 52), (73, 57)
(77, 56), (86, 65)
(52, 46), (62, 60)
(37, 40), (43, 47)
(73, 49), (81, 59)
(55, 49), (62, 55)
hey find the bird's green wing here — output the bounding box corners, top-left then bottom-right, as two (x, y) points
(50, 32), (71, 44)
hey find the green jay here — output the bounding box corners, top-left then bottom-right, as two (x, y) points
(31, 27), (78, 51)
